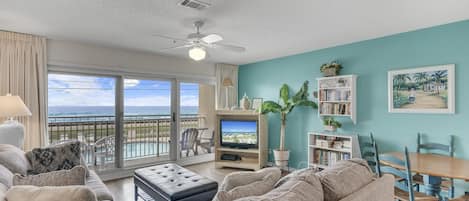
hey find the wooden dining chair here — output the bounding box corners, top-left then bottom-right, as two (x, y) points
(416, 133), (455, 198)
(375, 145), (438, 201)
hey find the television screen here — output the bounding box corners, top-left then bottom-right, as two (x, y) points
(220, 120), (258, 148)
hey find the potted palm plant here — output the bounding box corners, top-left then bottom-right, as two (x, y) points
(261, 81), (317, 167)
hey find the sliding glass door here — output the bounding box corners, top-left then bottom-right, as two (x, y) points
(47, 71), (215, 171)
(123, 78), (175, 167)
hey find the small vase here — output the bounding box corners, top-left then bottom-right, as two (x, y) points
(240, 93), (251, 110)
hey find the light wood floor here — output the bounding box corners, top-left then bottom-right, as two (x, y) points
(105, 162), (244, 201)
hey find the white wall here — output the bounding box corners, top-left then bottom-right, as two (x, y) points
(47, 40), (216, 81)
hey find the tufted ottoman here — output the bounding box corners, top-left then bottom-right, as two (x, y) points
(134, 163), (218, 201)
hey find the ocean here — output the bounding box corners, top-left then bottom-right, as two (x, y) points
(48, 106), (198, 117)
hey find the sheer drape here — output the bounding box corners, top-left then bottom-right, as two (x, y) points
(0, 31), (47, 150)
(215, 63), (238, 109)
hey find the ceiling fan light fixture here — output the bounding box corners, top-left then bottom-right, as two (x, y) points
(189, 46), (206, 61)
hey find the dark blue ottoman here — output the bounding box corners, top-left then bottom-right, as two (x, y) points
(134, 163), (218, 201)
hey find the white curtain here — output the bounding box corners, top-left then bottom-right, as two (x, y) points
(216, 63), (238, 109)
(0, 31), (47, 150)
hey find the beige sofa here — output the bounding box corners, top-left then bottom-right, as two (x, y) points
(0, 144), (112, 201)
(214, 159), (394, 201)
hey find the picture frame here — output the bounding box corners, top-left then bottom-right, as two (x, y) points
(251, 98), (263, 111)
(388, 64), (455, 114)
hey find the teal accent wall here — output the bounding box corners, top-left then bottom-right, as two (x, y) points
(239, 20), (469, 171)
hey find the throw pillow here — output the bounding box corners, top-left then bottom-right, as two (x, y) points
(30, 141), (81, 174)
(13, 165), (86, 186)
(0, 165), (13, 188)
(0, 144), (31, 175)
(6, 185), (97, 201)
(214, 171), (281, 201)
(316, 159), (374, 201)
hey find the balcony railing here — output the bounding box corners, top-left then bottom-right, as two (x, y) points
(47, 114), (203, 164)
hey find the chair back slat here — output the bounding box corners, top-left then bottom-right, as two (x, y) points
(419, 143), (450, 152)
(417, 133), (454, 157)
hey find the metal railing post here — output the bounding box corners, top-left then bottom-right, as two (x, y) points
(156, 119), (160, 157)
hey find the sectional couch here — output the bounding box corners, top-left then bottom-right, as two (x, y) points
(213, 159), (394, 201)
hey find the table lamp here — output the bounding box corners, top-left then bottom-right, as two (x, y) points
(0, 94), (32, 148)
(222, 77), (233, 110)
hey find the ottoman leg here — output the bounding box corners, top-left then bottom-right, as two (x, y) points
(134, 185), (138, 201)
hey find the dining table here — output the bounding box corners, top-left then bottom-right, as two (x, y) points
(381, 152), (469, 198)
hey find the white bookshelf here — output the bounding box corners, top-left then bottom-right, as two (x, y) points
(308, 131), (361, 169)
(317, 75), (357, 124)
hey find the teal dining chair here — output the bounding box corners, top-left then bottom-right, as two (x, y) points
(375, 145), (438, 201)
(362, 132), (379, 174)
(416, 133), (455, 198)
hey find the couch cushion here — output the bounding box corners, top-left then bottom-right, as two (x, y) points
(0, 165), (13, 188)
(30, 141), (81, 174)
(219, 167), (280, 192)
(235, 180), (323, 201)
(13, 165), (86, 186)
(274, 167), (321, 188)
(86, 170), (114, 201)
(6, 185), (96, 201)
(214, 170), (281, 201)
(316, 159), (374, 201)
(0, 144), (31, 175)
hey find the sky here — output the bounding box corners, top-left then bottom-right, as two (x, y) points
(221, 120), (257, 133)
(48, 74), (198, 107)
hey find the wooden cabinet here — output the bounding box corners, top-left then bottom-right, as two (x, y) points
(214, 110), (268, 170)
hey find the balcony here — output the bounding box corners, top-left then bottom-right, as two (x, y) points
(47, 114), (213, 166)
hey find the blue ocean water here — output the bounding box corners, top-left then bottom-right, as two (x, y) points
(48, 106), (198, 117)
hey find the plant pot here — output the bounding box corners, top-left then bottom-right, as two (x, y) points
(322, 68), (337, 77)
(324, 125), (337, 132)
(273, 149), (290, 167)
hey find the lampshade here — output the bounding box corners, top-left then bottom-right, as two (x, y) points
(189, 46), (206, 61)
(222, 77), (233, 87)
(0, 94), (32, 117)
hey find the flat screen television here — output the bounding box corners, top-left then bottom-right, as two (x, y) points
(220, 119), (258, 149)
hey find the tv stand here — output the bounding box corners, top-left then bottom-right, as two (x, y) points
(215, 110), (268, 170)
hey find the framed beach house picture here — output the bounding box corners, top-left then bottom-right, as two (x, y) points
(388, 64), (455, 114)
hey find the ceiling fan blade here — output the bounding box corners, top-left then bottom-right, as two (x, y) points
(160, 44), (193, 51)
(152, 34), (189, 43)
(201, 34), (223, 44)
(213, 43), (246, 52)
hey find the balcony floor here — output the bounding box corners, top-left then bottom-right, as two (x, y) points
(105, 161), (246, 201)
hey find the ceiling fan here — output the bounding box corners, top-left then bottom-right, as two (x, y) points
(153, 20), (246, 61)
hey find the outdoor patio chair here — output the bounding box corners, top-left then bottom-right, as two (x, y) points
(180, 128), (199, 157)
